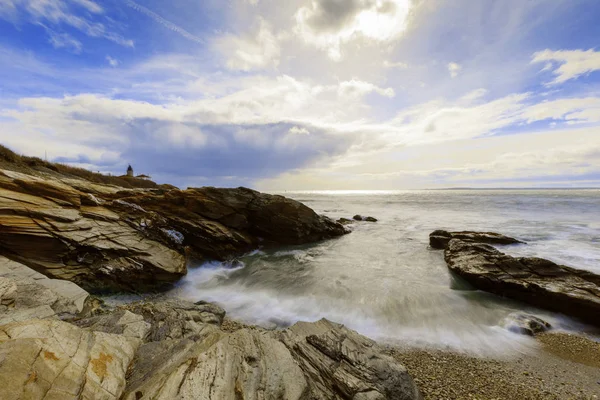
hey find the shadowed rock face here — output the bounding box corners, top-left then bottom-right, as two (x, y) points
(0, 170), (346, 292)
(429, 230), (524, 250)
(444, 239), (600, 327)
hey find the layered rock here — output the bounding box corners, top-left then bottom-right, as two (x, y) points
(0, 295), (422, 400)
(113, 186), (348, 260)
(429, 230), (523, 250)
(0, 256), (90, 325)
(0, 169), (346, 292)
(444, 239), (600, 327)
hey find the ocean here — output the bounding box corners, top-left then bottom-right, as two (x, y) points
(165, 189), (600, 355)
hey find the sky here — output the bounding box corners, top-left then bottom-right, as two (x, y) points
(0, 0), (600, 190)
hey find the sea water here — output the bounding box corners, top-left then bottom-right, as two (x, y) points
(167, 189), (600, 355)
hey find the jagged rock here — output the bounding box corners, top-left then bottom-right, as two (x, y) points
(0, 170), (346, 292)
(353, 215), (378, 222)
(337, 217), (354, 225)
(281, 319), (421, 400)
(116, 186), (348, 260)
(444, 239), (600, 327)
(429, 229), (523, 249)
(0, 256), (90, 324)
(503, 313), (551, 336)
(0, 170), (186, 292)
(120, 317), (421, 400)
(0, 318), (140, 400)
(75, 299), (226, 342)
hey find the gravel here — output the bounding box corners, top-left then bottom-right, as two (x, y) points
(387, 332), (600, 400)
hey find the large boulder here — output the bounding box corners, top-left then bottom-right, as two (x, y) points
(444, 239), (600, 327)
(429, 230), (523, 250)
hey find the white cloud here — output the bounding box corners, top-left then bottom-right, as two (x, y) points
(520, 97), (600, 124)
(532, 49), (600, 85)
(294, 0), (413, 60)
(46, 29), (82, 53)
(383, 60), (408, 69)
(125, 0), (203, 45)
(106, 55), (119, 67)
(0, 0), (133, 47)
(448, 62), (461, 78)
(289, 126), (310, 135)
(337, 79), (395, 98)
(215, 18), (280, 71)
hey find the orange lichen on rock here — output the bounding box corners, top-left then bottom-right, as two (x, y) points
(91, 353), (114, 379)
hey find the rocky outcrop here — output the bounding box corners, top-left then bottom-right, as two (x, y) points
(429, 230), (523, 250)
(0, 256), (91, 325)
(0, 318), (141, 400)
(502, 313), (551, 336)
(0, 294), (422, 400)
(281, 319), (421, 400)
(444, 239), (600, 327)
(0, 169), (346, 292)
(113, 186), (347, 260)
(0, 170), (186, 292)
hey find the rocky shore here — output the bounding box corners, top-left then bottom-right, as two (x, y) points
(1, 162), (599, 399)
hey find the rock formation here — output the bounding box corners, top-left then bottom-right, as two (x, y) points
(353, 215), (378, 222)
(442, 238), (600, 327)
(502, 312), (551, 336)
(429, 230), (523, 250)
(0, 169), (346, 292)
(0, 271), (422, 400)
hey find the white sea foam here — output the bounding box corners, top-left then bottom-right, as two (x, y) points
(125, 189), (600, 355)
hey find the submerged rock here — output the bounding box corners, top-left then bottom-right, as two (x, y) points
(352, 215), (378, 222)
(444, 239), (600, 327)
(503, 313), (551, 336)
(429, 230), (523, 249)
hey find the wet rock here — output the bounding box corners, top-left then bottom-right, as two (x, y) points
(444, 239), (600, 327)
(429, 230), (523, 249)
(353, 215), (378, 222)
(337, 217), (354, 225)
(503, 313), (552, 336)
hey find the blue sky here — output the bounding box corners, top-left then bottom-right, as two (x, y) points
(1, 0), (599, 189)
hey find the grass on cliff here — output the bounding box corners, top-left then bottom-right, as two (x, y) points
(0, 144), (158, 189)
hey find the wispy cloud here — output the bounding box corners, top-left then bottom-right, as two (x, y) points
(106, 55), (119, 67)
(126, 0), (204, 44)
(0, 0), (133, 47)
(532, 49), (600, 85)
